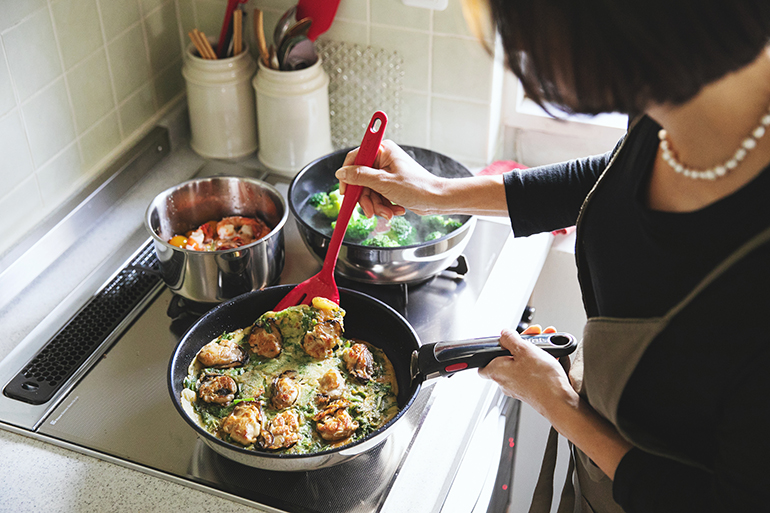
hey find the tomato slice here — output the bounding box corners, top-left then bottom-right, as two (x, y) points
(168, 235), (188, 248)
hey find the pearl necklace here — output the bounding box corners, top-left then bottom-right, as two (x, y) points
(658, 109), (770, 180)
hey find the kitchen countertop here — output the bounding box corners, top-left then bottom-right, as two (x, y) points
(0, 104), (553, 512)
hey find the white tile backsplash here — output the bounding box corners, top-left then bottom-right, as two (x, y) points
(0, 0), (186, 256)
(0, 111), (35, 191)
(108, 24), (153, 102)
(431, 35), (493, 102)
(98, 0), (141, 40)
(36, 143), (83, 207)
(51, 0), (104, 69)
(0, 0), (47, 34)
(0, 43), (15, 117)
(66, 49), (114, 133)
(22, 79), (77, 167)
(3, 9), (62, 103)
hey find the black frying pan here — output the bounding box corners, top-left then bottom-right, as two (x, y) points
(168, 285), (576, 471)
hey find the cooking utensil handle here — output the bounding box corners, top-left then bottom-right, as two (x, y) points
(320, 111), (388, 274)
(414, 333), (577, 379)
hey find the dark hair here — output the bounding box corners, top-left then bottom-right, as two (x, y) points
(473, 1), (770, 115)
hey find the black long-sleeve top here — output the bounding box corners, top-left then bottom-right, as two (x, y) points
(502, 115), (770, 512)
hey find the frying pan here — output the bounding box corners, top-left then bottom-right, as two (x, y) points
(168, 285), (576, 471)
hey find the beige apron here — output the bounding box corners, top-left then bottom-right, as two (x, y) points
(527, 223), (770, 513)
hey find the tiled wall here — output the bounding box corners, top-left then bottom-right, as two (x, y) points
(0, 0), (499, 257)
(0, 0), (186, 257)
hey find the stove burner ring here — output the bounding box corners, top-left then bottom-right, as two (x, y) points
(166, 294), (219, 320)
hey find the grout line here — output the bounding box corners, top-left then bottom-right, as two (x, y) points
(172, 0), (188, 62)
(0, 5), (49, 37)
(95, 0), (125, 140)
(136, 0), (160, 112)
(43, 0), (84, 203)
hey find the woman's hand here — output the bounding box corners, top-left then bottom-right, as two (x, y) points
(479, 326), (578, 417)
(334, 140), (447, 219)
(481, 325), (633, 480)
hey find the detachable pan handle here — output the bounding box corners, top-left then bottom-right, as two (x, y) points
(411, 332), (578, 381)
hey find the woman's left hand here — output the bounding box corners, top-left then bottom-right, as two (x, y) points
(479, 326), (577, 417)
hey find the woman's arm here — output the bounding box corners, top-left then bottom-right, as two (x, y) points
(335, 140), (509, 219)
(335, 140), (618, 224)
(479, 328), (633, 479)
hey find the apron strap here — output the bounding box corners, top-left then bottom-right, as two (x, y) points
(557, 444), (578, 513)
(528, 426), (582, 513)
(528, 426), (560, 513)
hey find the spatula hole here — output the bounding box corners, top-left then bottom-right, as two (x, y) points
(371, 118), (383, 133)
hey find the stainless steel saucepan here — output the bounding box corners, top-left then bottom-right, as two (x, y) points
(289, 146), (477, 284)
(145, 176), (288, 304)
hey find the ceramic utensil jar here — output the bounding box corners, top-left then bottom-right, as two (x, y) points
(253, 59), (333, 176)
(182, 43), (258, 159)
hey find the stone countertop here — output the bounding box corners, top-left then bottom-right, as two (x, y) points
(0, 104), (552, 512)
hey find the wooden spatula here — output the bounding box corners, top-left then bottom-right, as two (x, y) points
(274, 111), (388, 310)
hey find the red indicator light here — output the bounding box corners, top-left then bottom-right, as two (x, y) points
(508, 438), (515, 447)
(445, 362), (468, 373)
(502, 485), (508, 491)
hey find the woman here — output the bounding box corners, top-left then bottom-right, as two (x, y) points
(335, 2), (770, 512)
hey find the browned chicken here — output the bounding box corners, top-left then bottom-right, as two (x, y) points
(343, 343), (375, 381)
(197, 336), (249, 369)
(221, 401), (263, 445)
(260, 410), (301, 450)
(270, 370), (300, 410)
(197, 374), (238, 405)
(248, 318), (282, 358)
(313, 399), (359, 441)
(303, 319), (343, 359)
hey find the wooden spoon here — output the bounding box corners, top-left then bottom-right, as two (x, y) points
(253, 8), (270, 67)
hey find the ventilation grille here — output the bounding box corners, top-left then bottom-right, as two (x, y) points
(3, 243), (161, 405)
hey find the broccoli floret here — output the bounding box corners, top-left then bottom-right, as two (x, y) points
(385, 216), (417, 245)
(312, 188), (343, 218)
(308, 191), (328, 208)
(332, 207), (377, 242)
(422, 215), (462, 235)
(424, 231), (444, 241)
(361, 234), (400, 247)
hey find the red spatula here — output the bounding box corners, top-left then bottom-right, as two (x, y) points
(296, 0), (341, 41)
(273, 111), (388, 311)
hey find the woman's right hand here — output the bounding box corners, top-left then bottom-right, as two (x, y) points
(335, 140), (447, 219)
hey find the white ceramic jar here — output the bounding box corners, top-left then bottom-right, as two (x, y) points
(182, 43), (258, 159)
(253, 59), (333, 176)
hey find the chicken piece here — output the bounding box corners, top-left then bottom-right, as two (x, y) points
(270, 370), (300, 410)
(318, 368), (345, 395)
(315, 368), (346, 405)
(343, 343), (375, 381)
(197, 336), (249, 369)
(313, 399), (359, 442)
(221, 401), (263, 446)
(302, 318), (343, 359)
(259, 410), (301, 450)
(197, 374), (238, 405)
(248, 318), (282, 358)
